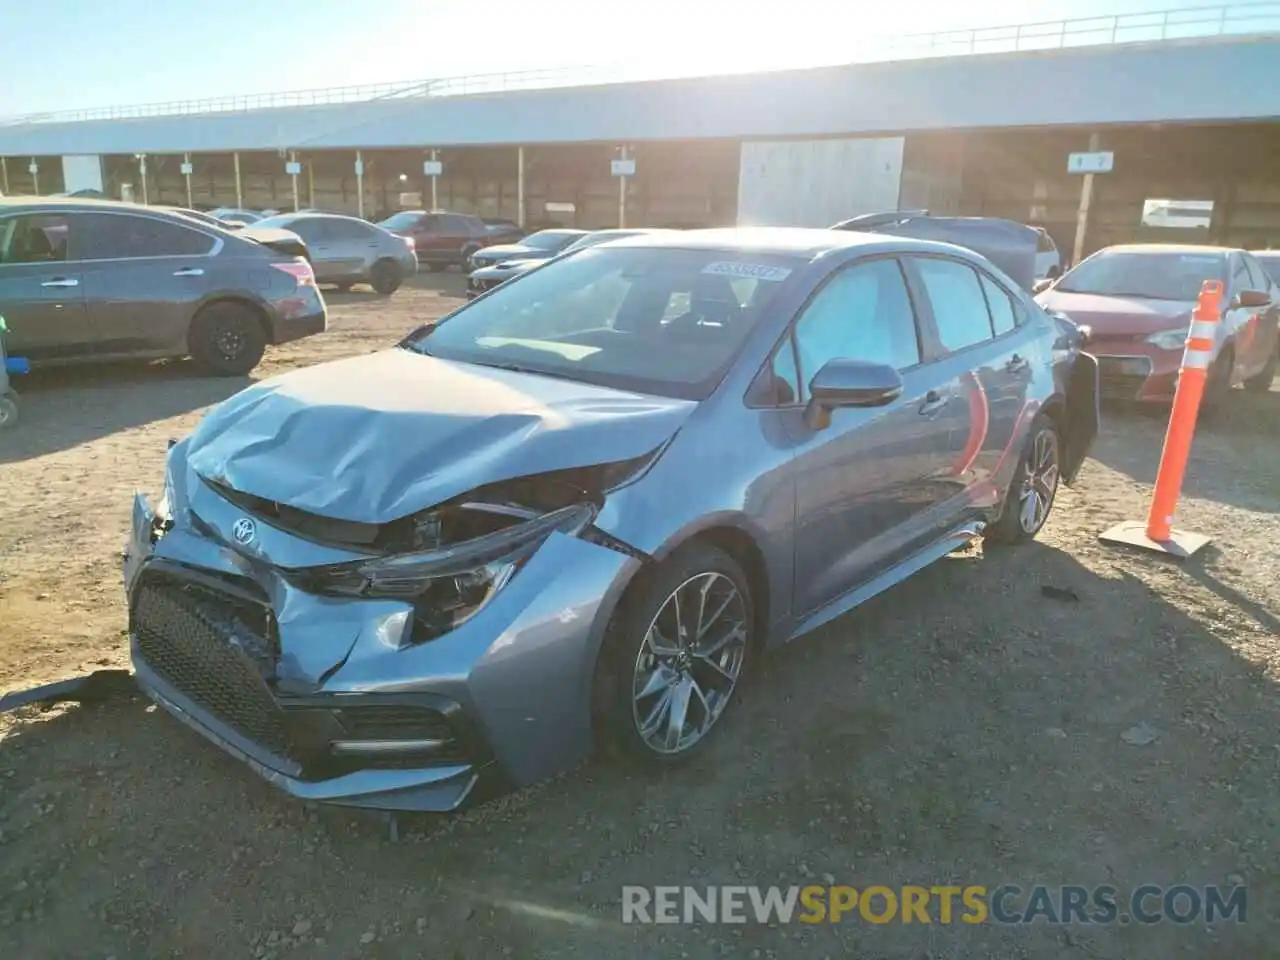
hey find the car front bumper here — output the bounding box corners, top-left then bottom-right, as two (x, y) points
(1092, 343), (1181, 402)
(122, 470), (639, 811)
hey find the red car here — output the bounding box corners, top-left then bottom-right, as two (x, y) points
(376, 211), (492, 270)
(1037, 244), (1278, 404)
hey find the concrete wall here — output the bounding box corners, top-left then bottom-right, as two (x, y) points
(736, 138), (904, 228)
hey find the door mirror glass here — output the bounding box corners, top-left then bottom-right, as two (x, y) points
(1233, 289), (1270, 309)
(805, 358), (903, 429)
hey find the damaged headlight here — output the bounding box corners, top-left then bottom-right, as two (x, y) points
(301, 502), (596, 641)
(1146, 328), (1190, 351)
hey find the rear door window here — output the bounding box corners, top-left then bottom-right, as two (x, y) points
(75, 213), (215, 260)
(441, 215), (472, 235)
(0, 214), (70, 264)
(979, 273), (1019, 336)
(912, 257), (997, 352)
(325, 219), (374, 241)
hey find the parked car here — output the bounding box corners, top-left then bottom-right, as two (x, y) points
(252, 212), (417, 294)
(207, 208), (265, 226)
(378, 210), (491, 270)
(481, 217), (524, 244)
(1037, 244), (1278, 403)
(467, 228), (588, 271)
(123, 227), (1098, 812)
(466, 228), (674, 298)
(0, 198), (325, 375)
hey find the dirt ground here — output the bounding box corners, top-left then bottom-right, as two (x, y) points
(2, 274), (1278, 959)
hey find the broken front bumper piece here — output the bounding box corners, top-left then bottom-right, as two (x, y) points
(123, 478), (639, 812)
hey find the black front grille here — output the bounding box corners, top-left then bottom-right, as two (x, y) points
(337, 705), (454, 741)
(132, 575), (290, 759)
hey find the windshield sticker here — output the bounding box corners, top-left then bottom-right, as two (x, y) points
(701, 261), (792, 282)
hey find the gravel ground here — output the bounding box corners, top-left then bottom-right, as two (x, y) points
(1, 274), (1278, 959)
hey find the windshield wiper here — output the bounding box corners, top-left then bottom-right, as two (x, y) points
(465, 359), (583, 382)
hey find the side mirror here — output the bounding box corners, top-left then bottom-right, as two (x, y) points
(805, 358), (904, 430)
(1233, 289), (1271, 309)
(1033, 278), (1055, 295)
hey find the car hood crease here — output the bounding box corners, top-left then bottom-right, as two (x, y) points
(186, 349), (695, 525)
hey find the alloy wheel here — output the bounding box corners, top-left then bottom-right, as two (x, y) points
(631, 571), (748, 755)
(1018, 428), (1060, 534)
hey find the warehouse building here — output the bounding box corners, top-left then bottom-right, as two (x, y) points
(1, 10), (1278, 260)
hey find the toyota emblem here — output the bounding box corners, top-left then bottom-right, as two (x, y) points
(231, 517), (257, 546)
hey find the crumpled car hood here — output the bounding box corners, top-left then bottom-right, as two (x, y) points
(186, 348), (695, 524)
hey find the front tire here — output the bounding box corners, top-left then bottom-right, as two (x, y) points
(1243, 347), (1277, 393)
(0, 393), (17, 428)
(986, 414), (1061, 546)
(188, 302), (267, 376)
(595, 542), (754, 764)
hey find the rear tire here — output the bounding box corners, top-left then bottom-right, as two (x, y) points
(460, 244), (480, 271)
(985, 413), (1061, 546)
(0, 393), (17, 428)
(189, 302), (267, 376)
(593, 542), (755, 765)
(1243, 347), (1277, 393)
(334, 282), (353, 293)
(369, 259), (402, 295)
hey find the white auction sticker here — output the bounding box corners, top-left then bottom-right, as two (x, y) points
(701, 261), (792, 282)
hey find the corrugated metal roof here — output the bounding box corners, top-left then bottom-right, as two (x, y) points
(2, 35), (1278, 156)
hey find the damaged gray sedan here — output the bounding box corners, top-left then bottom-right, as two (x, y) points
(123, 228), (1098, 812)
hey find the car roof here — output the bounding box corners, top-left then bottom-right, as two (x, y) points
(263, 211), (370, 225)
(1095, 243), (1234, 257)
(525, 228), (588, 237)
(602, 226), (973, 262)
(1251, 249), (1280, 258)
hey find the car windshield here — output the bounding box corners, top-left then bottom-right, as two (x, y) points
(522, 230), (581, 251)
(1254, 254), (1280, 284)
(1055, 250), (1226, 301)
(379, 212), (423, 230)
(403, 246), (798, 400)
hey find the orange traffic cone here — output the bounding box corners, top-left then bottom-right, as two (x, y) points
(1099, 279), (1222, 558)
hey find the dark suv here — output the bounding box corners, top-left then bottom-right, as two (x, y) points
(377, 211), (492, 270)
(0, 199), (326, 376)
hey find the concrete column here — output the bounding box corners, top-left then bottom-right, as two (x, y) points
(356, 150), (365, 219)
(1071, 132), (1101, 267)
(429, 149), (439, 210)
(183, 153), (193, 208)
(517, 146), (525, 227)
(2, 157), (10, 194)
(234, 151), (243, 208)
(30, 159), (39, 195)
(308, 161), (315, 208)
(618, 145), (628, 228)
(290, 150), (300, 212)
(138, 155), (148, 205)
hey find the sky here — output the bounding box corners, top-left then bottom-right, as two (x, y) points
(0, 0), (1239, 116)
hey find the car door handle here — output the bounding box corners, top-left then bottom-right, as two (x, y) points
(918, 390), (950, 416)
(41, 277), (78, 288)
(172, 268), (204, 277)
(1006, 353), (1030, 373)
